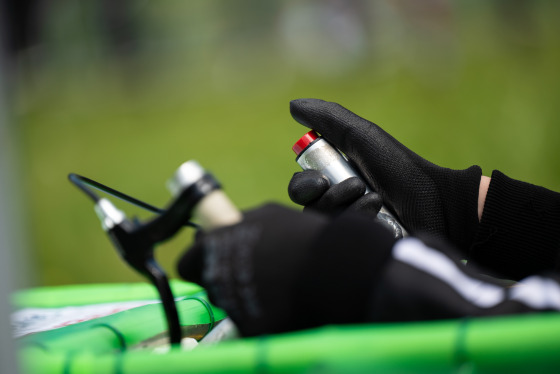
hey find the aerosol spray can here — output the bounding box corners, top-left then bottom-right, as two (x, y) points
(292, 130), (406, 239)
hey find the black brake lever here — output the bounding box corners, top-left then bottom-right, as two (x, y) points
(69, 161), (231, 345)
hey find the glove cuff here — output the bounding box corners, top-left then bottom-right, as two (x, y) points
(292, 211), (396, 330)
(470, 170), (560, 280)
(440, 165), (482, 253)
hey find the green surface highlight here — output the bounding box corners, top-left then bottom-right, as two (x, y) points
(12, 280), (203, 308)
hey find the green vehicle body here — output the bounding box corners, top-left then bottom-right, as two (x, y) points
(13, 281), (560, 374)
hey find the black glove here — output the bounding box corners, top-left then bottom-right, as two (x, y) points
(288, 171), (384, 219)
(177, 203), (396, 337)
(178, 205), (560, 336)
(288, 98), (482, 253)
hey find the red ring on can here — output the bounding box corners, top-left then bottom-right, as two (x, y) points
(292, 131), (319, 155)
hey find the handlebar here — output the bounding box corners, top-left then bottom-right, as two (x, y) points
(70, 160), (241, 345)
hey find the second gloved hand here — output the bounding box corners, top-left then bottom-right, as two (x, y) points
(288, 98), (482, 254)
(177, 203), (396, 337)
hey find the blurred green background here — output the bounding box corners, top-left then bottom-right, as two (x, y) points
(6, 0), (560, 287)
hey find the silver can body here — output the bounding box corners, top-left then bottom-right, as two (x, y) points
(296, 138), (406, 239)
(296, 138), (372, 192)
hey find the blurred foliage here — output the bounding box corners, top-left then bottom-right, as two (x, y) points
(10, 0), (560, 286)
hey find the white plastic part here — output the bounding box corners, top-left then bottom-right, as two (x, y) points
(94, 198), (126, 231)
(167, 160), (206, 197)
(194, 190), (243, 230)
(198, 318), (239, 345)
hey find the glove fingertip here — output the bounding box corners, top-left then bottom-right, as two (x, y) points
(289, 98), (331, 127)
(288, 170), (330, 205)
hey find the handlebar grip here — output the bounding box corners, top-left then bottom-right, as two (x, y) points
(168, 160), (242, 231)
(193, 190), (242, 230)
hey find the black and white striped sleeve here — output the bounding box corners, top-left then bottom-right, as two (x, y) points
(367, 237), (560, 322)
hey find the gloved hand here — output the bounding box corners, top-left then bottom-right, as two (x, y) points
(288, 98), (482, 253)
(178, 204), (556, 336)
(177, 203), (396, 337)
